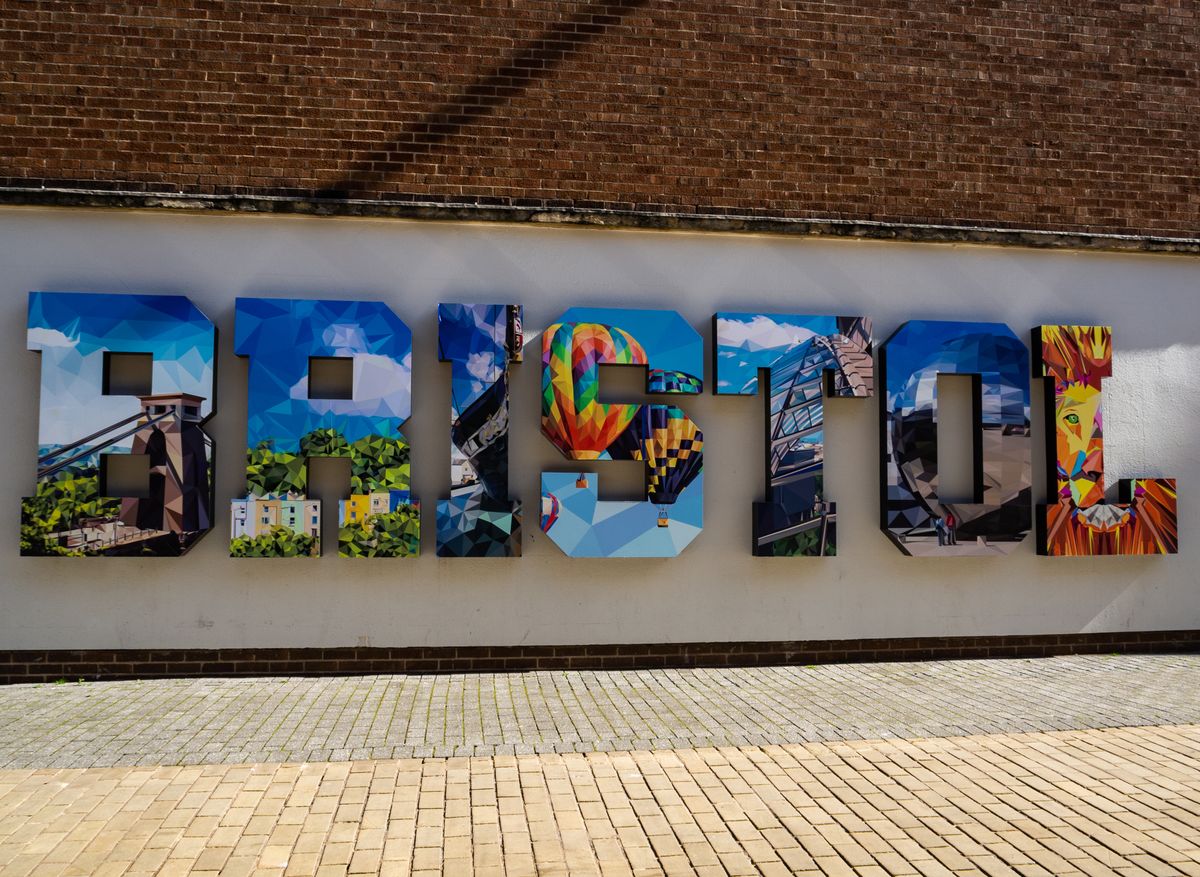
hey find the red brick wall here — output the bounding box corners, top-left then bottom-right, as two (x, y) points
(3, 631), (1198, 682)
(2, 1), (1197, 237)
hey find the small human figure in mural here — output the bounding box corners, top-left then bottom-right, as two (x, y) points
(933, 515), (947, 546)
(812, 493), (824, 518)
(945, 511), (957, 545)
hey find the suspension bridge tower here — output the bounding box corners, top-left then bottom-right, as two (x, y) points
(118, 393), (212, 538)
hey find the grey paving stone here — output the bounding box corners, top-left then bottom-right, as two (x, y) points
(0, 654), (1197, 769)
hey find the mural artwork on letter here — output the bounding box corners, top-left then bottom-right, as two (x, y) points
(230, 298), (419, 558)
(436, 303), (523, 557)
(540, 308), (703, 557)
(714, 314), (873, 556)
(21, 292), (216, 556)
(1035, 325), (1177, 556)
(880, 321), (1031, 556)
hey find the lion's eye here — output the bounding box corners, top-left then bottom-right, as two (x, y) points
(1065, 413), (1080, 425)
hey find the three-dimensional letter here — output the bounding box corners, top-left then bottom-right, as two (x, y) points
(540, 308), (703, 557)
(22, 292), (216, 556)
(436, 303), (523, 557)
(880, 321), (1031, 556)
(1035, 325), (1177, 555)
(230, 298), (419, 558)
(714, 314), (873, 556)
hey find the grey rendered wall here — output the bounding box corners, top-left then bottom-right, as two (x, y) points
(1, 207), (1196, 649)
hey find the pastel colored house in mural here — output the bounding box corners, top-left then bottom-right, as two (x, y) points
(230, 495), (320, 542)
(339, 494), (371, 526)
(340, 491), (411, 526)
(280, 499), (321, 539)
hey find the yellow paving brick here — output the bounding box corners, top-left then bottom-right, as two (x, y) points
(0, 726), (1198, 877)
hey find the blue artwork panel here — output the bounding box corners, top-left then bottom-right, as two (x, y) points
(715, 313), (873, 556)
(230, 298), (419, 558)
(21, 292), (216, 556)
(880, 320), (1031, 556)
(540, 307), (703, 558)
(436, 303), (523, 557)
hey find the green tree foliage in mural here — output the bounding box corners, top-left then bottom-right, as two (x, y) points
(19, 468), (119, 556)
(230, 526), (318, 558)
(244, 431), (410, 497)
(300, 427), (349, 459)
(244, 440), (306, 497)
(20, 498), (81, 556)
(771, 527), (834, 557)
(339, 504), (420, 558)
(349, 434), (410, 493)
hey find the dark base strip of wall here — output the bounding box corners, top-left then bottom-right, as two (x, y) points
(2, 631), (1197, 684)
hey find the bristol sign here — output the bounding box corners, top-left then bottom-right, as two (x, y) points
(21, 293), (1177, 559)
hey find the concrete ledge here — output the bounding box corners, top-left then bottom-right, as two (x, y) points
(2, 187), (1199, 255)
(2, 631), (1198, 683)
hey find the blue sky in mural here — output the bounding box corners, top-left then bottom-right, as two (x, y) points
(541, 471), (704, 557)
(557, 307), (702, 378)
(438, 303), (508, 418)
(884, 320), (1029, 419)
(715, 313), (840, 391)
(28, 292), (214, 447)
(235, 298), (413, 448)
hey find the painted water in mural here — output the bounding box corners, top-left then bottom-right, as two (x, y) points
(540, 308), (704, 557)
(715, 313), (873, 556)
(230, 298), (419, 558)
(436, 303), (523, 557)
(880, 321), (1032, 557)
(21, 292), (216, 556)
(1036, 325), (1178, 556)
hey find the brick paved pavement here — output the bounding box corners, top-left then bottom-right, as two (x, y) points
(1, 655), (1197, 770)
(1, 725), (1198, 877)
(2, 655), (1198, 875)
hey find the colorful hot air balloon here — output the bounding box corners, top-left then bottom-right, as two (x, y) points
(542, 322), (649, 488)
(648, 368), (702, 394)
(612, 403), (703, 527)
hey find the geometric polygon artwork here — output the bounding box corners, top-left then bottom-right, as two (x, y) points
(230, 298), (419, 558)
(1035, 325), (1178, 556)
(540, 308), (704, 557)
(714, 313), (873, 556)
(436, 303), (522, 557)
(880, 321), (1032, 556)
(21, 292), (216, 556)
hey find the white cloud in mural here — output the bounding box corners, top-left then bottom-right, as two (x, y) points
(716, 315), (817, 351)
(27, 327), (79, 349)
(466, 351), (495, 381)
(352, 352), (412, 413)
(288, 351), (412, 419)
(323, 322), (368, 353)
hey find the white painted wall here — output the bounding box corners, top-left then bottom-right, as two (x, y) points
(1, 206), (1196, 649)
